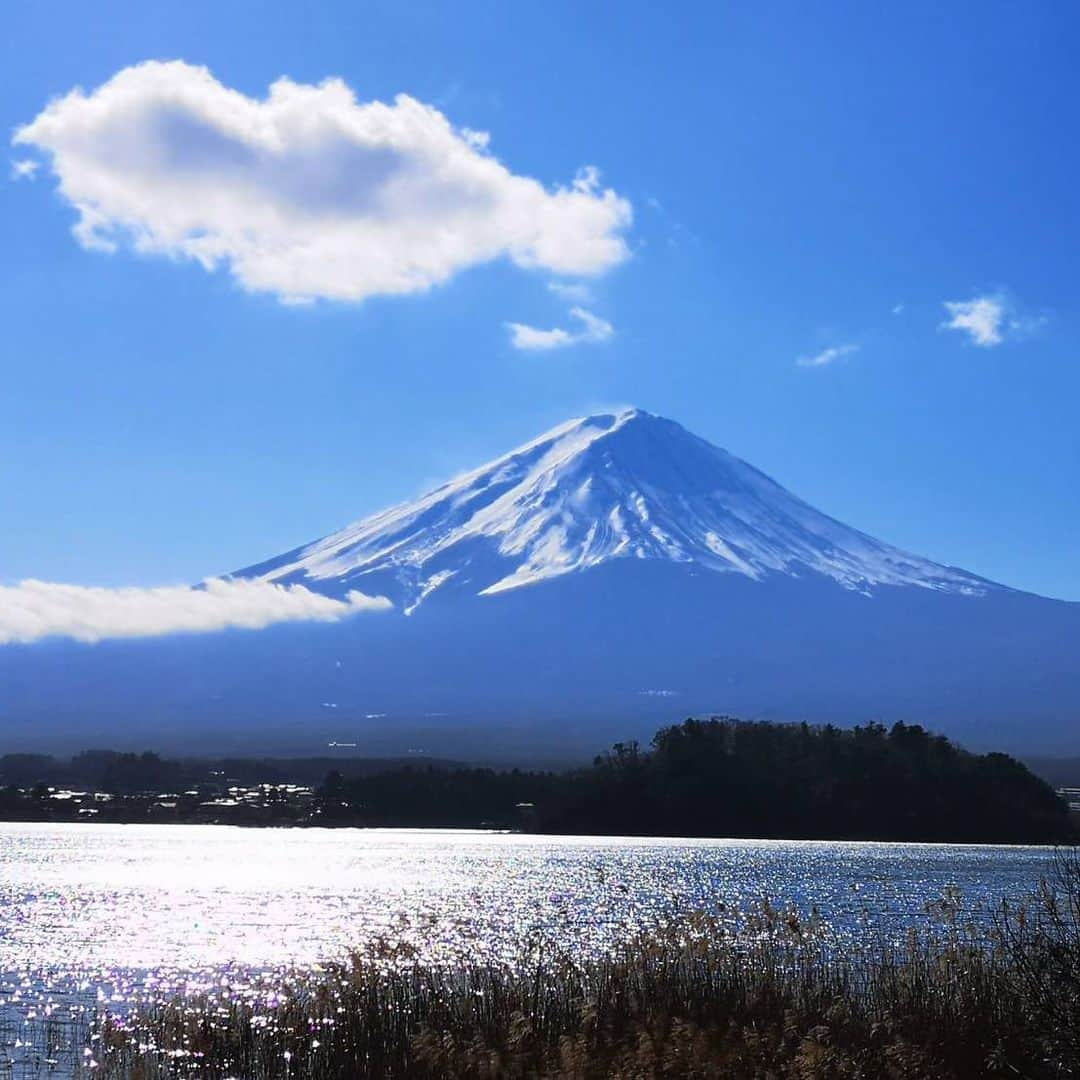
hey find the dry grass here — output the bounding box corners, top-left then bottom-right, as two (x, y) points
(91, 853), (1080, 1079)
(0, 1000), (93, 1080)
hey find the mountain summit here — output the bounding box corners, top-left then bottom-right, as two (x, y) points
(238, 409), (990, 611)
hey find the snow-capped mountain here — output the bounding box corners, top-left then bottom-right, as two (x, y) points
(237, 408), (991, 610)
(4, 408), (1077, 758)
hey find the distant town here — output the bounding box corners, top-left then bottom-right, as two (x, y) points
(0, 749), (457, 827)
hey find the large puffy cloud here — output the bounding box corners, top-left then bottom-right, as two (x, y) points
(0, 577), (391, 645)
(14, 61), (631, 303)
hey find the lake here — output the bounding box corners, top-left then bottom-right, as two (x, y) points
(0, 823), (1058, 1075)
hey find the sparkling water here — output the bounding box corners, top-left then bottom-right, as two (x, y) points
(0, 823), (1056, 1076)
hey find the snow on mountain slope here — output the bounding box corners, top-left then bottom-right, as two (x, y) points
(235, 408), (993, 611)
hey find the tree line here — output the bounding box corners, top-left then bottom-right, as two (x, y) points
(0, 718), (1071, 842)
(321, 718), (1072, 843)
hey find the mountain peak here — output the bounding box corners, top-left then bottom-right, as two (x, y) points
(236, 411), (992, 611)
(583, 405), (657, 427)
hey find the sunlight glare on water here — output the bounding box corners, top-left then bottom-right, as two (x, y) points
(0, 823), (1055, 1074)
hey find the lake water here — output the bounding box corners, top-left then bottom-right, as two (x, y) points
(0, 823), (1058, 1075)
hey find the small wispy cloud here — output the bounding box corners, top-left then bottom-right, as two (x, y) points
(507, 322), (575, 350)
(10, 158), (38, 181)
(0, 577), (391, 646)
(507, 306), (614, 351)
(1009, 312), (1049, 339)
(547, 280), (593, 303)
(796, 343), (859, 368)
(941, 293), (1045, 348)
(941, 294), (1006, 347)
(892, 303), (904, 315)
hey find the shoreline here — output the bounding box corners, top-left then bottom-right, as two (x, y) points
(0, 816), (1072, 848)
(0, 816), (1067, 851)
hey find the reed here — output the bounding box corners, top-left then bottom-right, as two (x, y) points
(0, 998), (94, 1080)
(92, 852), (1080, 1079)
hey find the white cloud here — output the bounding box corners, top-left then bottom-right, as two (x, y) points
(507, 322), (574, 350)
(941, 295), (1006, 347)
(892, 303), (904, 315)
(10, 158), (39, 181)
(14, 61), (631, 304)
(567, 307), (614, 342)
(507, 306), (614, 351)
(547, 280), (593, 303)
(796, 343), (859, 368)
(0, 577), (391, 645)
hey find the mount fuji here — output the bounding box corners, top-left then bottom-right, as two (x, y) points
(4, 409), (1078, 758)
(236, 408), (992, 608)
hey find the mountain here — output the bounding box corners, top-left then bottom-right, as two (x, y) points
(236, 408), (992, 609)
(2, 409), (1078, 759)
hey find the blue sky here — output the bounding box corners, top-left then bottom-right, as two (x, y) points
(3, 0), (1079, 603)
